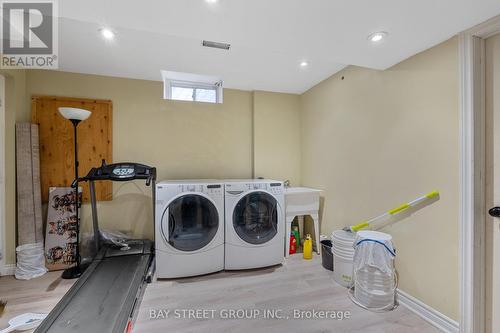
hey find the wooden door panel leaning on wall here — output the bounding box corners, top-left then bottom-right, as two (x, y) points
(31, 96), (113, 203)
(15, 123), (44, 245)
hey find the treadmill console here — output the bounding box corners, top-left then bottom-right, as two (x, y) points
(78, 160), (156, 185)
(112, 166), (134, 177)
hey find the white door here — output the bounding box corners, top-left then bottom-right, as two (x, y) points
(485, 32), (500, 333)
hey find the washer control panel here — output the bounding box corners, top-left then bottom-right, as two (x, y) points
(179, 184), (223, 195)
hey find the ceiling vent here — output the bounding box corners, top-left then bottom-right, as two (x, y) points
(202, 40), (231, 50)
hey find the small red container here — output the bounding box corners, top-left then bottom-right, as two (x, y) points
(289, 234), (297, 255)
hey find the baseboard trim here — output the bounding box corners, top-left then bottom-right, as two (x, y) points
(0, 263), (15, 276)
(398, 289), (459, 333)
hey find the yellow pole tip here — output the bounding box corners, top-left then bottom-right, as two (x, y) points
(425, 190), (440, 199)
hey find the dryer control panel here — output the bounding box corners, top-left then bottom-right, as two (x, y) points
(267, 182), (283, 195)
(225, 182), (283, 195)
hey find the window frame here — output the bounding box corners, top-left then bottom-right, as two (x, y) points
(164, 79), (223, 104)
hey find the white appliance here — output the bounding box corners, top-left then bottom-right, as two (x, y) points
(155, 180), (224, 278)
(224, 179), (285, 270)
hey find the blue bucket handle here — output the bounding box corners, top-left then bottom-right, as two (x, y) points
(355, 239), (396, 257)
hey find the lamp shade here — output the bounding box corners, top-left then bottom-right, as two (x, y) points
(58, 107), (92, 121)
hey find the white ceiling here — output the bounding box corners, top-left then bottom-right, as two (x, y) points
(57, 0), (500, 94)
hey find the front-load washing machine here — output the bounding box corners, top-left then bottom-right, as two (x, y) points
(155, 180), (224, 278)
(224, 179), (285, 270)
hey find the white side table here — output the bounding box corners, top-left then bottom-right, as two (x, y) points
(284, 187), (322, 257)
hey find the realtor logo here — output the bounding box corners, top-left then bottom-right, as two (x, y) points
(1, 0), (58, 68)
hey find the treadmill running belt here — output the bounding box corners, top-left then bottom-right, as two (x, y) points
(35, 254), (150, 333)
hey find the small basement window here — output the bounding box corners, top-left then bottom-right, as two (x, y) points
(162, 70), (223, 104)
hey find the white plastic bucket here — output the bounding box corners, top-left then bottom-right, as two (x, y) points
(332, 229), (355, 239)
(332, 246), (354, 258)
(332, 241), (354, 250)
(332, 241), (355, 250)
(332, 230), (356, 242)
(333, 253), (353, 287)
(331, 230), (355, 250)
(331, 229), (356, 287)
(15, 243), (47, 280)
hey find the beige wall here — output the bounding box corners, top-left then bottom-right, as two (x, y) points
(253, 91), (301, 185)
(1, 69), (26, 266)
(1, 70), (301, 264)
(300, 38), (460, 319)
(485, 32), (500, 333)
(0, 37), (461, 321)
(25, 70), (256, 241)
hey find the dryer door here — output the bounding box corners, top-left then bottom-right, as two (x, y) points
(233, 191), (278, 245)
(161, 194), (219, 252)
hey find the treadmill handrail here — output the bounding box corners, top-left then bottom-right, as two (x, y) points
(72, 161), (157, 257)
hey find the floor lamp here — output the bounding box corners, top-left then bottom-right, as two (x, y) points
(58, 107), (92, 279)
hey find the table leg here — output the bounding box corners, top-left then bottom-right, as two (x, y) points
(297, 215), (305, 244)
(311, 213), (320, 254)
(285, 215), (295, 257)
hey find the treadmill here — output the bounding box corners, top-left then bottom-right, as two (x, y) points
(36, 161), (156, 333)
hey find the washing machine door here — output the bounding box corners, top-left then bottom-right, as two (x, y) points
(161, 194), (219, 252)
(233, 191), (278, 245)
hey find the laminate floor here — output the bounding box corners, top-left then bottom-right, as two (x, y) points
(0, 270), (74, 332)
(134, 255), (441, 333)
(0, 255), (441, 333)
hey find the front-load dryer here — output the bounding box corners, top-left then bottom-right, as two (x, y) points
(155, 180), (224, 278)
(224, 179), (285, 270)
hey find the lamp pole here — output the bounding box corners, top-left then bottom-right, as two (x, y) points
(73, 120), (80, 268)
(58, 107), (91, 280)
(62, 119), (83, 279)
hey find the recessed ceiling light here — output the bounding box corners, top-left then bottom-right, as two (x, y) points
(300, 61), (309, 68)
(99, 28), (115, 40)
(205, 0), (218, 3)
(368, 31), (388, 43)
